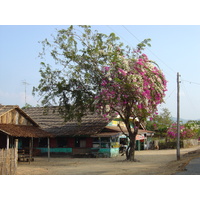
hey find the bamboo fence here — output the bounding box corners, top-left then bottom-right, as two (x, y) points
(0, 147), (18, 175)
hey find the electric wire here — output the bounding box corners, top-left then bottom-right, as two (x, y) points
(111, 25), (178, 111)
(181, 79), (200, 86)
(121, 25), (177, 78)
(107, 25), (132, 47)
(106, 25), (200, 120)
(181, 80), (199, 117)
(164, 88), (176, 101)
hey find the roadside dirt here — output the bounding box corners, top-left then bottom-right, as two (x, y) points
(16, 146), (200, 175)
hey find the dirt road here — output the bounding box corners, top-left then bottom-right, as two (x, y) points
(16, 145), (200, 175)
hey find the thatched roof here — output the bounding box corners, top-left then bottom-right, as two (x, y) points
(23, 107), (114, 137)
(0, 124), (52, 138)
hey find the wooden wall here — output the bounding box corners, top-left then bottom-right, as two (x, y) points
(0, 109), (32, 125)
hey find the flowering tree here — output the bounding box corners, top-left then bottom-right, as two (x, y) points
(167, 122), (199, 140)
(34, 25), (167, 161)
(95, 47), (167, 161)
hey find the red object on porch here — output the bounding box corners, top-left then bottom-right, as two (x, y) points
(50, 138), (57, 148)
(86, 137), (93, 148)
(68, 138), (75, 148)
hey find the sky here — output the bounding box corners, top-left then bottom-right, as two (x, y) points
(1, 1), (200, 121)
(1, 0), (200, 196)
(1, 25), (200, 120)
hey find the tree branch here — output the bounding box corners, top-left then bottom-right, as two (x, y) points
(117, 123), (129, 137)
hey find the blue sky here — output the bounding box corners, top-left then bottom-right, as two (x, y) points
(1, 25), (200, 120)
(1, 0), (200, 194)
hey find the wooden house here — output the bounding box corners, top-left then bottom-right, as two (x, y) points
(0, 105), (51, 151)
(23, 107), (118, 157)
(23, 107), (153, 157)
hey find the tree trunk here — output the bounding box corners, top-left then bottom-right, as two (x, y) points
(126, 130), (138, 161)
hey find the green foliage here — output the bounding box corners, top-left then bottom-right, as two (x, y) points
(184, 121), (200, 139)
(158, 140), (183, 149)
(21, 103), (33, 109)
(146, 108), (173, 138)
(33, 25), (152, 122)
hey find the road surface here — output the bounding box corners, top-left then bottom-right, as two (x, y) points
(176, 157), (200, 175)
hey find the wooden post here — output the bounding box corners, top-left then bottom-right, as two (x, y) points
(138, 140), (141, 151)
(29, 138), (33, 164)
(47, 137), (50, 162)
(14, 139), (18, 174)
(6, 135), (9, 149)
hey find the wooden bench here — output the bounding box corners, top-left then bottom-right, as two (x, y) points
(18, 150), (34, 162)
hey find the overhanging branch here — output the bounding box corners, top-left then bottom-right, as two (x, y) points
(117, 123), (129, 137)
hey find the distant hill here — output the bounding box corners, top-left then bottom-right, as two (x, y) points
(171, 117), (189, 124)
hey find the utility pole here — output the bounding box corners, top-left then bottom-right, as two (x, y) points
(177, 72), (181, 160)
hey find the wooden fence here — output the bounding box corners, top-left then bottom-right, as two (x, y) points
(0, 141), (18, 175)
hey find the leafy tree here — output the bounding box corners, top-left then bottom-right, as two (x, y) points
(34, 25), (167, 161)
(167, 122), (199, 139)
(95, 47), (167, 160)
(21, 103), (41, 109)
(33, 25), (124, 121)
(146, 108), (173, 138)
(21, 103), (33, 109)
(184, 121), (200, 139)
(186, 120), (200, 138)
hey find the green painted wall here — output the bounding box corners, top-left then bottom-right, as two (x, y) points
(98, 148), (119, 157)
(110, 148), (119, 157)
(36, 147), (119, 157)
(37, 147), (72, 153)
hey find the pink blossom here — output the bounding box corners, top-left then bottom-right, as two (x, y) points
(104, 66), (110, 71)
(118, 68), (127, 76)
(136, 61), (143, 65)
(95, 48), (167, 123)
(137, 104), (143, 109)
(101, 80), (107, 86)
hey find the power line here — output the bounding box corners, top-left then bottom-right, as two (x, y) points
(165, 88), (176, 101)
(181, 79), (200, 86)
(107, 25), (132, 47)
(122, 25), (141, 42)
(121, 25), (177, 76)
(181, 80), (198, 114)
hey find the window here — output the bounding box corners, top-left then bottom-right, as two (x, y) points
(75, 138), (86, 147)
(101, 137), (110, 143)
(80, 139), (86, 148)
(57, 137), (67, 147)
(92, 137), (111, 148)
(38, 138), (48, 147)
(120, 138), (128, 145)
(111, 137), (118, 143)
